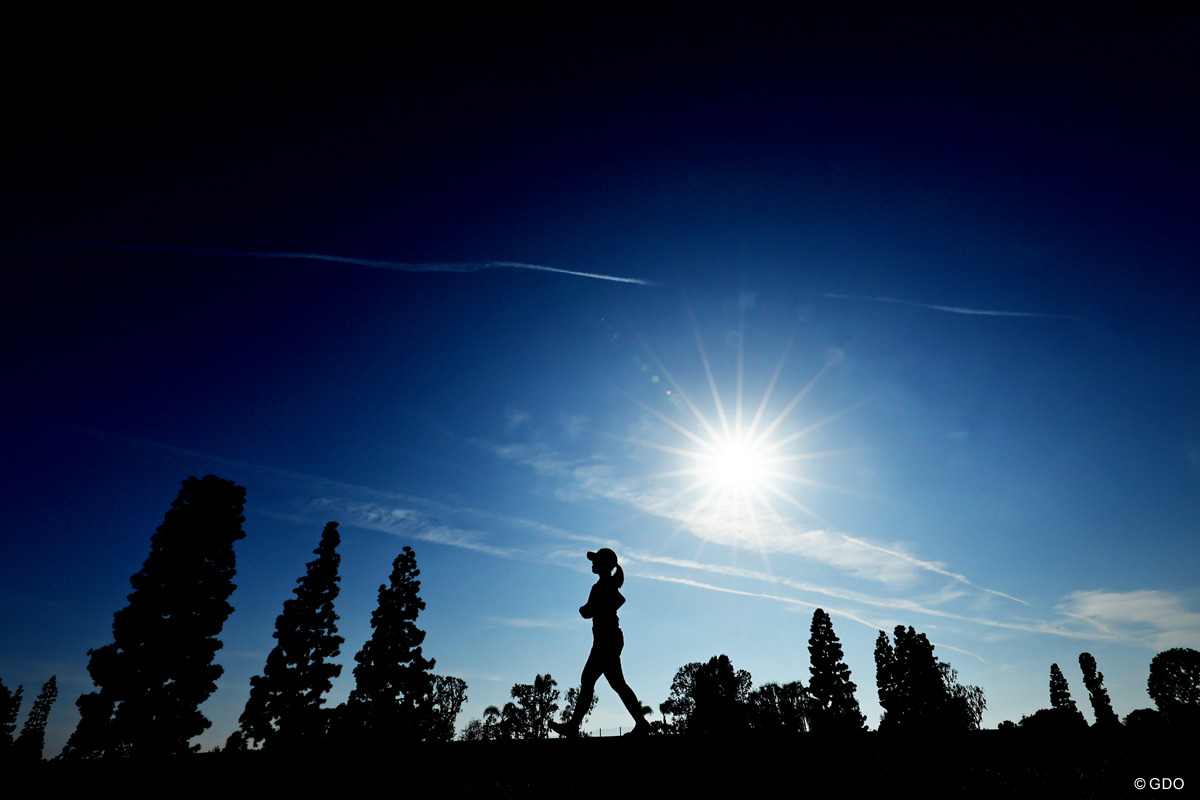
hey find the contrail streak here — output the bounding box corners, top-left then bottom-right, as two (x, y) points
(3, 240), (661, 286)
(825, 292), (1080, 320)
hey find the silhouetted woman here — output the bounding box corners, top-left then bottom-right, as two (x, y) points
(551, 548), (650, 737)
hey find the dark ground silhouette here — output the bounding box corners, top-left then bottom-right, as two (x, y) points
(21, 730), (1192, 799)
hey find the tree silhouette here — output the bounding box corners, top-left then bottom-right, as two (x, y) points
(460, 705), (505, 741)
(1019, 706), (1088, 733)
(0, 679), (21, 756)
(808, 609), (866, 733)
(875, 626), (983, 732)
(747, 681), (810, 735)
(661, 654), (752, 736)
(424, 675), (468, 742)
(507, 674), (561, 739)
(559, 686), (598, 735)
(222, 730), (249, 752)
(1123, 708), (1167, 731)
(479, 701), (534, 740)
(14, 676), (58, 761)
(340, 545), (446, 744)
(62, 475), (247, 758)
(1049, 663), (1080, 716)
(1029, 663), (1087, 732)
(1147, 647), (1200, 727)
(893, 627), (946, 730)
(1078, 652), (1120, 729)
(940, 663), (986, 730)
(498, 703), (527, 740)
(460, 677), (581, 741)
(874, 630), (899, 727)
(239, 522), (344, 750)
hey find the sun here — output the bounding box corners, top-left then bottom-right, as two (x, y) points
(621, 312), (858, 551)
(706, 435), (768, 487)
(698, 428), (785, 491)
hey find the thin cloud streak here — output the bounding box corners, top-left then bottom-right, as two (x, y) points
(625, 549), (1066, 645)
(642, 572), (885, 633)
(488, 435), (1025, 599)
(4, 240), (662, 286)
(633, 555), (1161, 647)
(300, 498), (516, 558)
(487, 617), (566, 629)
(837, 533), (1029, 605)
(824, 292), (1081, 320)
(627, 549), (998, 618)
(74, 426), (570, 560)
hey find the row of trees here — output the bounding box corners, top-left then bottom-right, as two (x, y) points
(30, 474), (1200, 755)
(647, 633), (1194, 739)
(654, 609), (871, 736)
(57, 475), (464, 759)
(650, 615), (1195, 739)
(232, 524), (465, 752)
(1011, 648), (1200, 732)
(455, 604), (1196, 740)
(455, 608), (986, 739)
(645, 610), (984, 737)
(1, 675), (59, 762)
(460, 674), (599, 740)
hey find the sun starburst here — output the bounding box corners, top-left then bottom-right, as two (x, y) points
(620, 309), (862, 560)
(705, 433), (769, 487)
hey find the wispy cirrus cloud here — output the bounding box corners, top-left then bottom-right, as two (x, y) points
(297, 497), (517, 558)
(621, 549), (1057, 651)
(627, 549), (999, 621)
(483, 425), (1200, 651)
(484, 435), (1023, 599)
(1056, 589), (1200, 650)
(486, 617), (567, 629)
(825, 292), (1081, 321)
(5, 239), (662, 285)
(76, 425), (580, 561)
(627, 547), (1196, 653)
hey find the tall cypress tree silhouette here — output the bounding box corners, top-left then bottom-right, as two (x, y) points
(239, 522), (344, 750)
(0, 679), (21, 755)
(874, 630), (899, 728)
(14, 675), (58, 761)
(341, 546), (436, 745)
(1049, 663), (1080, 715)
(1078, 652), (1120, 729)
(808, 609), (866, 733)
(63, 475), (246, 758)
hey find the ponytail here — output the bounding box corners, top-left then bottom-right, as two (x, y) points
(588, 548), (624, 588)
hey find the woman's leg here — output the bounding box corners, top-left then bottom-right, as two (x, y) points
(599, 630), (646, 723)
(602, 655), (646, 722)
(571, 645), (605, 726)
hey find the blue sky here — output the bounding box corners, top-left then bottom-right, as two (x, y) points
(2, 6), (1198, 753)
